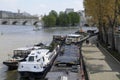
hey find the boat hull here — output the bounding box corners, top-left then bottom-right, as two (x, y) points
(19, 50), (58, 79)
(19, 72), (43, 78)
(18, 41), (61, 79)
(3, 61), (18, 70)
(19, 66), (50, 79)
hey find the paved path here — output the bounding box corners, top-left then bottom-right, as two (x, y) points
(82, 37), (120, 80)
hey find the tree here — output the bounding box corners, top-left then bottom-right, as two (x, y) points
(49, 10), (58, 25)
(42, 10), (58, 27)
(42, 10), (80, 27)
(49, 10), (58, 19)
(47, 15), (56, 27)
(42, 14), (56, 27)
(84, 0), (120, 50)
(68, 12), (80, 26)
(58, 12), (69, 26)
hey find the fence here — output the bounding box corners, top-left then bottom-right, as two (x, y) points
(103, 32), (120, 54)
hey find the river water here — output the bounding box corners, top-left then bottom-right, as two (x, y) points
(0, 25), (97, 80)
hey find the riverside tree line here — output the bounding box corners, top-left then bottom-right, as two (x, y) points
(84, 0), (120, 60)
(42, 10), (80, 27)
(84, 0), (120, 50)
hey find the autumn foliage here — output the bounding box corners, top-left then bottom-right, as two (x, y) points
(84, 0), (120, 50)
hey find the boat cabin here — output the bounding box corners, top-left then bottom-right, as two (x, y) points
(26, 49), (49, 63)
(18, 48), (57, 72)
(13, 46), (41, 59)
(65, 34), (83, 44)
(18, 45), (58, 73)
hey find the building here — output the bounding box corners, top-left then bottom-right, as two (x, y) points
(21, 12), (31, 17)
(65, 8), (74, 14)
(77, 10), (87, 27)
(0, 10), (34, 19)
(0, 11), (14, 18)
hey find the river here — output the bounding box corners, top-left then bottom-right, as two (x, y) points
(0, 25), (97, 80)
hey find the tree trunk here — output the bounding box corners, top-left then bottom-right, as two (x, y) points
(103, 24), (109, 45)
(111, 26), (115, 50)
(98, 19), (104, 43)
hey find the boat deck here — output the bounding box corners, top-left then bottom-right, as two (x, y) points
(45, 44), (81, 80)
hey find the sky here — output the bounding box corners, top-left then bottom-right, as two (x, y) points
(0, 0), (84, 15)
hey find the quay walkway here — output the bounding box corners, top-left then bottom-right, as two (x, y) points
(82, 37), (120, 80)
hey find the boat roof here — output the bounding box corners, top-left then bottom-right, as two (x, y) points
(67, 34), (82, 37)
(14, 46), (41, 51)
(46, 72), (79, 80)
(56, 56), (78, 63)
(29, 49), (49, 56)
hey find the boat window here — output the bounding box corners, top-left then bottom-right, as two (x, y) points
(48, 53), (54, 60)
(28, 56), (34, 62)
(37, 59), (41, 62)
(14, 50), (23, 57)
(36, 55), (38, 58)
(37, 51), (41, 54)
(13, 50), (31, 58)
(42, 57), (45, 61)
(46, 52), (49, 55)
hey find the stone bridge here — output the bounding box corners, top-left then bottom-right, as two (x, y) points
(0, 18), (42, 26)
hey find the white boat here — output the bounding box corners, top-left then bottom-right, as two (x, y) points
(18, 46), (59, 78)
(65, 34), (84, 44)
(3, 46), (42, 70)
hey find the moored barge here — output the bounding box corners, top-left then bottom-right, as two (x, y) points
(45, 44), (81, 80)
(18, 45), (60, 79)
(3, 44), (45, 70)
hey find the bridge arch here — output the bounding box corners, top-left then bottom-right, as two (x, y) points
(33, 21), (42, 26)
(12, 21), (18, 25)
(2, 21), (8, 25)
(33, 21), (39, 25)
(22, 21), (28, 25)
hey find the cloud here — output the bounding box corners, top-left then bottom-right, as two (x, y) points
(0, 0), (19, 12)
(73, 0), (84, 10)
(56, 0), (83, 12)
(39, 4), (47, 8)
(0, 0), (84, 15)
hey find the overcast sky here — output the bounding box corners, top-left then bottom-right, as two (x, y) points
(0, 0), (84, 15)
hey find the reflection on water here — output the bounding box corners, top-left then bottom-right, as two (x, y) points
(0, 25), (80, 80)
(5, 70), (19, 80)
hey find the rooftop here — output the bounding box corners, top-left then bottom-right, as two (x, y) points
(29, 49), (49, 56)
(67, 34), (82, 37)
(14, 46), (41, 51)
